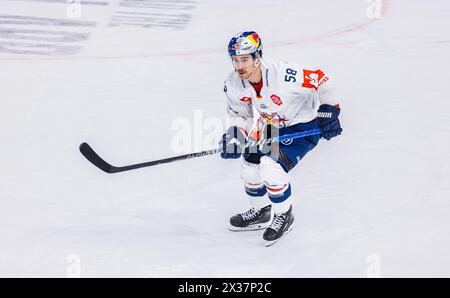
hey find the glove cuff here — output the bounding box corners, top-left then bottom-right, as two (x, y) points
(317, 104), (340, 119)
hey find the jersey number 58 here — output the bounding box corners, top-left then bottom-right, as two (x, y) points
(284, 68), (297, 82)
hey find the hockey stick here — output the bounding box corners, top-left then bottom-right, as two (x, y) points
(79, 143), (221, 174)
(79, 128), (321, 174)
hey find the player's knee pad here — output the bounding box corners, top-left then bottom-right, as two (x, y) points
(240, 158), (265, 196)
(259, 156), (291, 202)
(259, 156), (289, 186)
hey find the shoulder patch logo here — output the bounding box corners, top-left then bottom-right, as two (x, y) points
(302, 69), (328, 90)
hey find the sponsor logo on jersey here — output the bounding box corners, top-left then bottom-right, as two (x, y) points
(270, 94), (282, 106)
(302, 69), (328, 90)
(240, 96), (252, 104)
(281, 139), (293, 146)
(318, 75), (329, 87)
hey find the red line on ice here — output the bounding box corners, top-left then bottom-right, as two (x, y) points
(0, 0), (389, 62)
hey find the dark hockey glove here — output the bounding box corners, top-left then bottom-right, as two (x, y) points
(219, 126), (247, 159)
(317, 104), (342, 140)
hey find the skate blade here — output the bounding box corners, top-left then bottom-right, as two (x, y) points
(228, 222), (269, 232)
(264, 225), (294, 247)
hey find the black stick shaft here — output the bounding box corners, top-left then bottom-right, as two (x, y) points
(111, 148), (221, 172)
(79, 142), (220, 174)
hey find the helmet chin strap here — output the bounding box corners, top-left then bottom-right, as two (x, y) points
(246, 57), (262, 82)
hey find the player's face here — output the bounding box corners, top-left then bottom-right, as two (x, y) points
(232, 54), (257, 79)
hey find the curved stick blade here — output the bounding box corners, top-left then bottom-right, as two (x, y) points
(79, 143), (115, 173)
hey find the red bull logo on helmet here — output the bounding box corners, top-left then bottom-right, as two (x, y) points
(248, 33), (260, 48)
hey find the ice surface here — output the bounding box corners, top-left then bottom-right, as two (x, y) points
(0, 0), (449, 277)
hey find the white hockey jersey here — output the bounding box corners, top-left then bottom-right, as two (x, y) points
(224, 60), (340, 133)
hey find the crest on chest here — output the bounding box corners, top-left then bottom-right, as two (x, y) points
(270, 94), (282, 106)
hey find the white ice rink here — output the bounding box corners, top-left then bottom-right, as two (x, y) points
(1, 0), (449, 277)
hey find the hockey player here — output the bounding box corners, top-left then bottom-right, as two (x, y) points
(219, 31), (342, 246)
